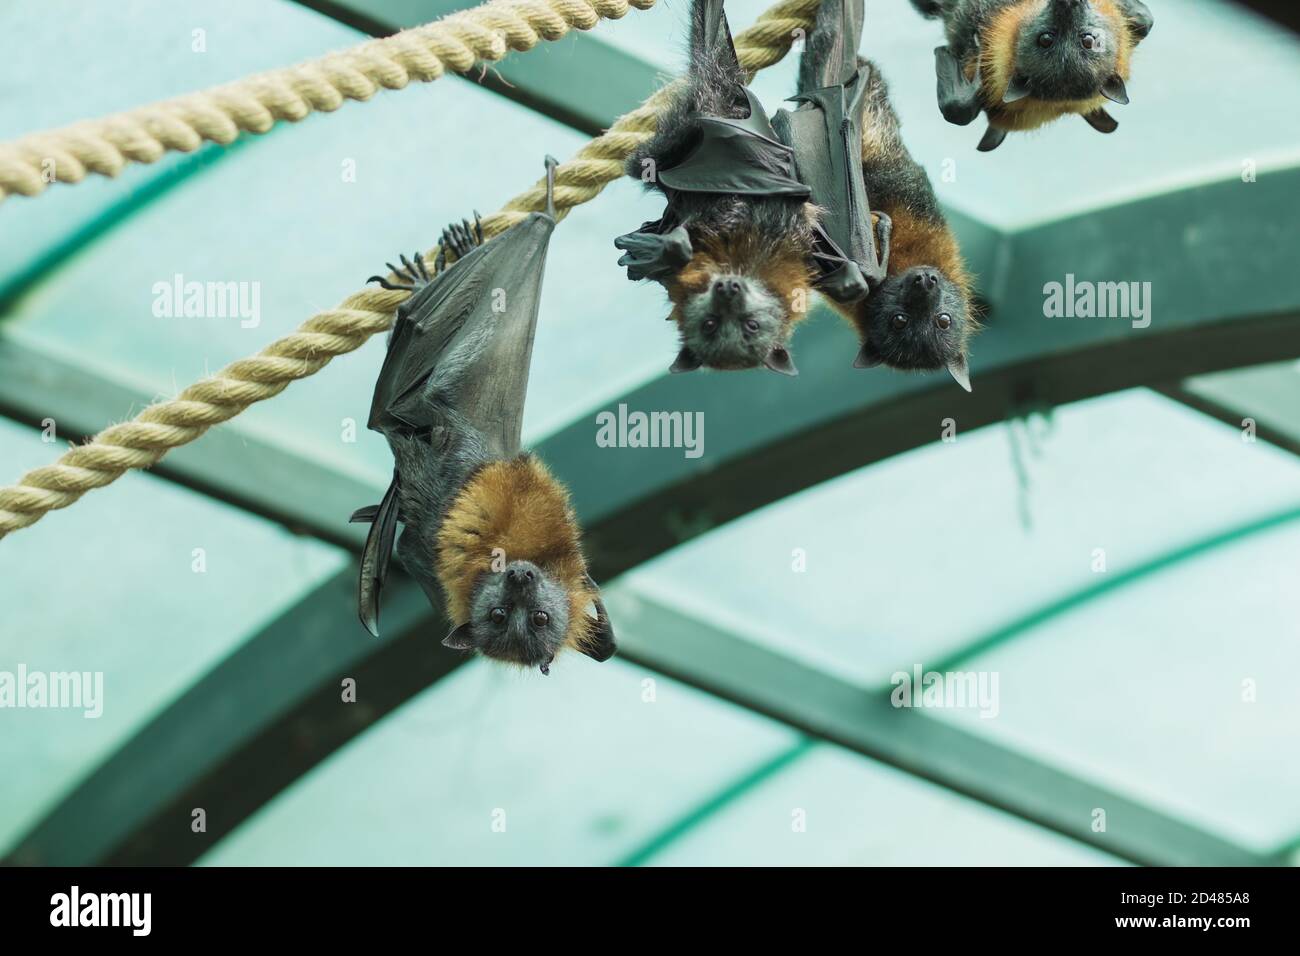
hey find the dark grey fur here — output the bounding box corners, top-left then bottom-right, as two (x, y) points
(625, 0), (814, 374)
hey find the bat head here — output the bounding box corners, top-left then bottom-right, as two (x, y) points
(1004, 0), (1129, 106)
(855, 265), (972, 391)
(446, 560), (572, 673)
(662, 227), (812, 377)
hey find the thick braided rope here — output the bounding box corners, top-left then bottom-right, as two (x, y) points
(0, 0), (820, 539)
(0, 0), (656, 204)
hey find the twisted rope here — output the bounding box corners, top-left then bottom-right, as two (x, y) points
(0, 0), (656, 203)
(0, 0), (820, 539)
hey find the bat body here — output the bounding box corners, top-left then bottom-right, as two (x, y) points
(620, 0), (814, 376)
(352, 161), (616, 674)
(914, 0), (1154, 151)
(801, 6), (975, 389)
(616, 0), (887, 377)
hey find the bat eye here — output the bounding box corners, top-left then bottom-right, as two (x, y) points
(702, 317), (719, 335)
(744, 318), (760, 333)
(1081, 32), (1098, 50)
(892, 314), (909, 331)
(530, 610), (549, 628)
(937, 313), (952, 330)
(1037, 31), (1055, 48)
(490, 608), (507, 626)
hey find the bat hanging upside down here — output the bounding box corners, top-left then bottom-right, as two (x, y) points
(913, 0), (1154, 151)
(351, 158), (616, 676)
(801, 0), (977, 388)
(615, 0), (889, 377)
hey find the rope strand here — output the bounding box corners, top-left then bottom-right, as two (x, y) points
(0, 0), (656, 203)
(0, 0), (820, 539)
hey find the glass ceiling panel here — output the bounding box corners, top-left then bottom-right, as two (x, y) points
(1183, 359), (1300, 448)
(930, 518), (1300, 854)
(643, 744), (1125, 866)
(626, 389), (1300, 688)
(1, 69), (677, 495)
(0, 0), (362, 295)
(0, 419), (346, 855)
(199, 654), (799, 865)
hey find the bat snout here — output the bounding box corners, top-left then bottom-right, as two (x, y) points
(503, 560), (541, 595)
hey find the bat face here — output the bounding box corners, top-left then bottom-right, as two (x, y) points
(1007, 0), (1127, 104)
(856, 265), (971, 387)
(664, 231), (810, 375)
(453, 560), (573, 672)
(672, 272), (794, 373)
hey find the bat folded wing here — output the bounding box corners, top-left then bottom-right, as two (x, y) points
(368, 212), (555, 462)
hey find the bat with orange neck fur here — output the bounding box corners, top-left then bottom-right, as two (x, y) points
(914, 0), (1153, 151)
(350, 159), (616, 675)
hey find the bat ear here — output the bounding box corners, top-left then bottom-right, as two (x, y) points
(442, 622), (475, 651)
(764, 346), (798, 377)
(853, 341), (884, 369)
(670, 346), (704, 375)
(978, 125), (1008, 152)
(1101, 75), (1129, 106)
(947, 354), (973, 393)
(581, 576), (617, 663)
(1002, 75), (1031, 104)
(1083, 108), (1119, 134)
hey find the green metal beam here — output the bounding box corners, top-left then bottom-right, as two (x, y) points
(929, 504), (1300, 675)
(5, 166), (1299, 868)
(1234, 0), (1300, 34)
(0, 332), (374, 552)
(2, 567), (446, 866)
(605, 591), (1271, 867)
(615, 738), (817, 866)
(1161, 365), (1300, 460)
(290, 0), (666, 134)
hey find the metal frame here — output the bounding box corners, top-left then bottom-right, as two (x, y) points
(3, 1), (1300, 868)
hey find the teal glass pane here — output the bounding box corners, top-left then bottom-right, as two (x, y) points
(200, 655), (799, 865)
(627, 390), (1300, 688)
(642, 744), (1126, 866)
(0, 419), (346, 854)
(930, 517), (1300, 853)
(0, 0), (363, 295)
(1184, 360), (1300, 449)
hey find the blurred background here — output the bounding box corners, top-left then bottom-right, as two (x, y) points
(0, 0), (1298, 866)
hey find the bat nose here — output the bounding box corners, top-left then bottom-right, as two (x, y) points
(913, 270), (939, 290)
(506, 568), (535, 581)
(713, 279), (742, 300)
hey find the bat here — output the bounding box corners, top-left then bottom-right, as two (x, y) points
(826, 61), (977, 387)
(793, 0), (975, 388)
(350, 157), (617, 675)
(614, 0), (888, 376)
(914, 0), (1154, 151)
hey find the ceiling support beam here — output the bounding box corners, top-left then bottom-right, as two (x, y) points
(606, 591), (1271, 867)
